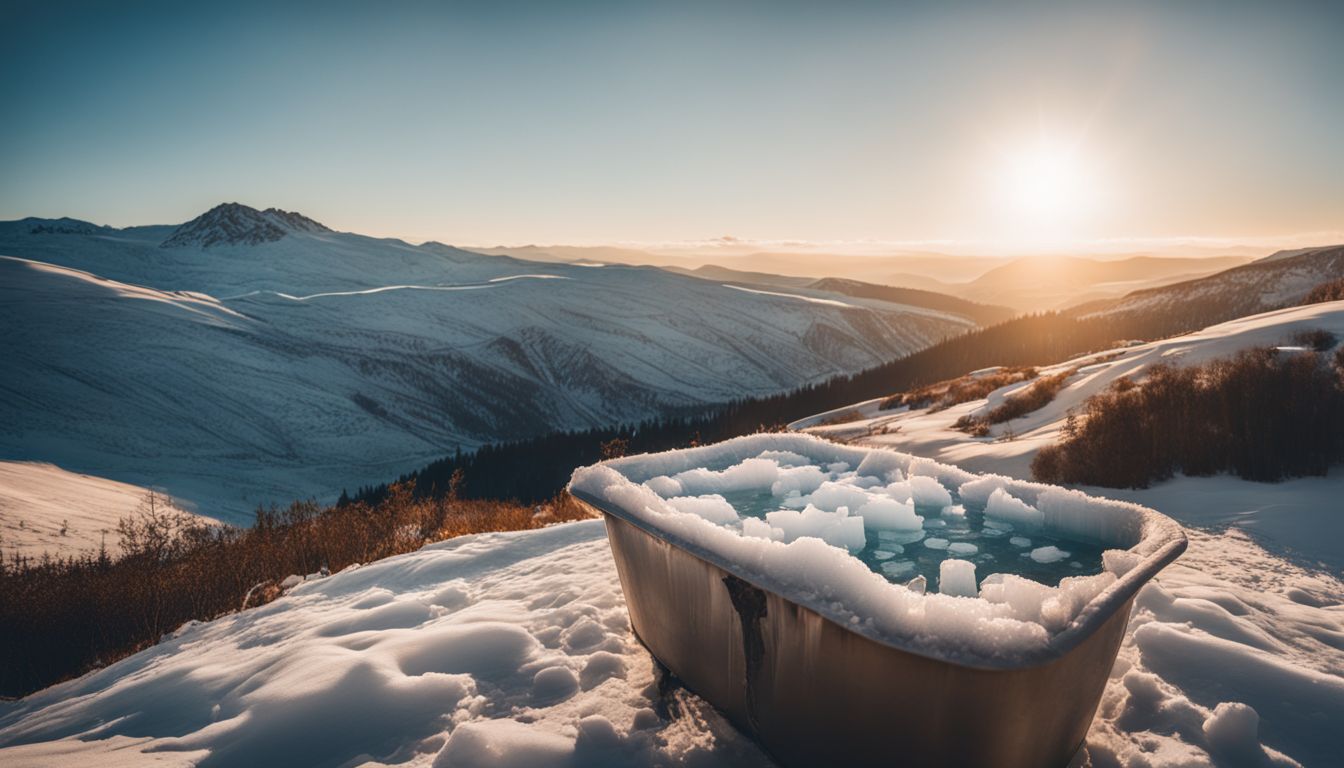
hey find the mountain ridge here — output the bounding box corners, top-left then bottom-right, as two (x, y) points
(160, 202), (331, 248)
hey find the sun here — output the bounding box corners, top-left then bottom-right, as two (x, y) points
(996, 140), (1089, 221)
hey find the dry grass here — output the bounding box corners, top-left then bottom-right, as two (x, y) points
(953, 368), (1078, 433)
(816, 409), (867, 426)
(878, 366), (1038, 412)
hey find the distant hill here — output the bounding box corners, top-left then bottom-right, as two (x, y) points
(1075, 245), (1344, 336)
(808, 277), (1015, 326)
(954, 254), (1251, 311)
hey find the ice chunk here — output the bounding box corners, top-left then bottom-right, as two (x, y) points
(765, 504), (867, 552)
(806, 481), (874, 513)
(941, 504), (966, 517)
(980, 573), (1055, 623)
(909, 475), (953, 508)
(770, 465), (827, 497)
(881, 560), (915, 577)
(939, 559), (977, 598)
(644, 476), (682, 497)
(741, 517), (776, 540)
(956, 475), (1009, 507)
(855, 451), (907, 481)
(877, 528), (924, 545)
(672, 457), (778, 495)
(924, 537), (950, 550)
(883, 480), (913, 503)
(755, 449), (809, 466)
(947, 542), (978, 556)
(905, 574), (927, 594)
(826, 461), (850, 474)
(1030, 546), (1071, 564)
(985, 488), (1044, 527)
(924, 518), (947, 528)
(1009, 536), (1033, 548)
(873, 549), (899, 560)
(855, 497), (923, 530)
(664, 495), (738, 525)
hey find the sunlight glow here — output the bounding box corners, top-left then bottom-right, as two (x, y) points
(997, 141), (1089, 220)
(981, 128), (1106, 249)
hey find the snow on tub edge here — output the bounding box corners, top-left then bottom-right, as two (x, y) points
(568, 433), (1187, 668)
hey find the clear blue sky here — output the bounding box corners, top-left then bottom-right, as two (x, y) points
(2, 0), (1340, 248)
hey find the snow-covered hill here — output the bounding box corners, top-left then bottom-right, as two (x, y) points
(0, 207), (977, 521)
(1, 515), (1335, 767)
(0, 462), (213, 559)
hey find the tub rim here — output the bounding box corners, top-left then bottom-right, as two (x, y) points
(570, 433), (1187, 671)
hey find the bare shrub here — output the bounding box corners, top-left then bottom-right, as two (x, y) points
(0, 484), (593, 697)
(1032, 348), (1344, 487)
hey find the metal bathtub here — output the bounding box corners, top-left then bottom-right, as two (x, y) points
(570, 441), (1187, 768)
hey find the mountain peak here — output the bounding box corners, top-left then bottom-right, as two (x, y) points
(160, 203), (330, 248)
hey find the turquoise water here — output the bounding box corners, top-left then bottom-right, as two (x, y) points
(716, 488), (1107, 592)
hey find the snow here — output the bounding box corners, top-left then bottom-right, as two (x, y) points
(0, 521), (776, 768)
(2, 518), (1335, 767)
(0, 461), (214, 559)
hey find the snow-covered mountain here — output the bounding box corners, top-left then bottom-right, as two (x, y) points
(0, 206), (980, 520)
(160, 202), (331, 248)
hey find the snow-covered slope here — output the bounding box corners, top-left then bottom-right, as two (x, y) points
(1, 517), (1334, 767)
(0, 462), (212, 559)
(0, 208), (976, 520)
(799, 300), (1344, 570)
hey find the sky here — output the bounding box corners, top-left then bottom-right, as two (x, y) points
(1, 0), (1341, 252)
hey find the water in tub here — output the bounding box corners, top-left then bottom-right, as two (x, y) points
(643, 455), (1107, 596)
